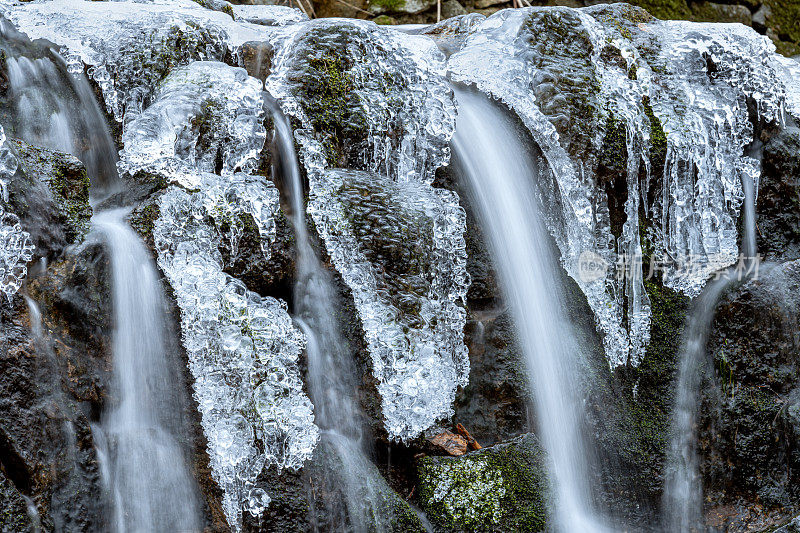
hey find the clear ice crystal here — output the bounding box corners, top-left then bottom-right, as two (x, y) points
(121, 59), (317, 529)
(120, 61), (266, 187)
(266, 19), (469, 441)
(232, 5), (308, 26)
(449, 5), (798, 367)
(5, 0), (270, 122)
(154, 183), (316, 532)
(0, 125), (33, 300)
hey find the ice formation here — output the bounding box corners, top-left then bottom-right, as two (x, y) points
(120, 61), (266, 188)
(0, 125), (33, 299)
(122, 61), (318, 530)
(232, 5), (308, 27)
(424, 457), (506, 527)
(267, 19), (469, 441)
(4, 0), (268, 122)
(448, 5), (800, 367)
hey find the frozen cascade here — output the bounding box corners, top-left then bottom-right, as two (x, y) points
(0, 18), (119, 192)
(121, 61), (318, 530)
(271, 100), (408, 532)
(447, 4), (798, 367)
(452, 86), (609, 532)
(93, 209), (202, 533)
(4, 0), (273, 123)
(0, 124), (34, 299)
(266, 18), (469, 442)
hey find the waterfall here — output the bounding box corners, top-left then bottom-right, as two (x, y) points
(0, 22), (120, 193)
(270, 101), (403, 532)
(663, 172), (759, 531)
(451, 86), (608, 532)
(2, 24), (201, 530)
(93, 209), (200, 533)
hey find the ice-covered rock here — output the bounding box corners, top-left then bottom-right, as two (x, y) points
(0, 125), (34, 299)
(232, 4), (308, 26)
(122, 60), (318, 529)
(5, 0), (269, 121)
(120, 61), (265, 187)
(267, 19), (469, 441)
(449, 4), (800, 367)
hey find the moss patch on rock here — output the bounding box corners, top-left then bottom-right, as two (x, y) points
(417, 433), (548, 532)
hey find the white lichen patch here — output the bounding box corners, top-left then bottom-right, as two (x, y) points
(427, 457), (507, 527)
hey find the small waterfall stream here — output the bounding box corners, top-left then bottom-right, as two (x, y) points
(270, 102), (398, 532)
(3, 34), (201, 531)
(451, 87), (608, 532)
(663, 172), (759, 532)
(93, 209), (200, 533)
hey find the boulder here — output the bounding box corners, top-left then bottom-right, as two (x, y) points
(416, 433), (548, 532)
(758, 127), (800, 263)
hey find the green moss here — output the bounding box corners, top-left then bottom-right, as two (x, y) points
(297, 51), (362, 166)
(45, 160), (92, 242)
(626, 0), (692, 21)
(372, 15), (397, 25)
(369, 0), (406, 12)
(129, 202), (161, 242)
(417, 435), (548, 532)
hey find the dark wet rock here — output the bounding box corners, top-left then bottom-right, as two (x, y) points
(700, 260), (800, 521)
(416, 433), (548, 532)
(6, 139), (91, 261)
(0, 470), (33, 533)
(757, 127), (800, 263)
(239, 41), (274, 81)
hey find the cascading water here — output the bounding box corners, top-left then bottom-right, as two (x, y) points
(1, 22), (201, 530)
(270, 100), (405, 532)
(663, 172), (760, 532)
(451, 86), (608, 532)
(92, 209), (201, 533)
(0, 19), (119, 193)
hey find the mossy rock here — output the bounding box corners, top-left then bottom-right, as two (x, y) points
(6, 139), (92, 259)
(0, 470), (33, 533)
(416, 433), (548, 532)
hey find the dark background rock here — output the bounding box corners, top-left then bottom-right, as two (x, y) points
(757, 127), (800, 263)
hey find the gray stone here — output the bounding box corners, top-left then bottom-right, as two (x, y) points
(441, 0), (467, 18)
(368, 0), (437, 15)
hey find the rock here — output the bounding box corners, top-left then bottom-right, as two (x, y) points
(691, 2), (751, 25)
(239, 41), (274, 81)
(752, 3), (771, 32)
(0, 470), (33, 533)
(6, 140), (92, 261)
(701, 260), (800, 511)
(441, 0), (467, 18)
(368, 0), (437, 16)
(416, 433), (548, 532)
(757, 127), (800, 263)
(426, 428), (469, 456)
(474, 0), (505, 10)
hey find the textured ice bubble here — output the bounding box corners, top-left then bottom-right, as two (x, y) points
(267, 19), (469, 441)
(120, 61), (266, 187)
(0, 125), (33, 300)
(154, 183), (317, 532)
(5, 0), (271, 122)
(121, 60), (317, 529)
(449, 5), (798, 367)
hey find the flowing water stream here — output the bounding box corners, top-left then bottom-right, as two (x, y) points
(3, 31), (200, 531)
(92, 209), (201, 533)
(270, 101), (400, 532)
(663, 172), (759, 532)
(451, 86), (608, 532)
